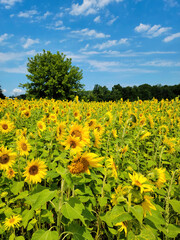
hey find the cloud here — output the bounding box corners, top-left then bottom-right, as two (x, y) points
(22, 38), (39, 49)
(135, 23), (171, 38)
(107, 16), (119, 25)
(163, 32), (180, 42)
(0, 50), (36, 63)
(12, 88), (25, 96)
(18, 10), (38, 18)
(163, 0), (179, 7)
(94, 16), (101, 23)
(0, 33), (13, 43)
(70, 0), (123, 16)
(102, 50), (176, 57)
(71, 28), (110, 39)
(0, 65), (28, 74)
(140, 60), (180, 67)
(0, 0), (22, 9)
(2, 89), (6, 93)
(94, 38), (128, 50)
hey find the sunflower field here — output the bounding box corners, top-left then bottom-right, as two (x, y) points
(0, 96), (180, 240)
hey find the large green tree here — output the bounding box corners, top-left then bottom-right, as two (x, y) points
(0, 85), (5, 99)
(20, 50), (84, 100)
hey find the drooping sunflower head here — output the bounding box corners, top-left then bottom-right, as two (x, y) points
(115, 221), (128, 237)
(23, 159), (47, 184)
(148, 168), (166, 189)
(0, 146), (16, 170)
(0, 119), (14, 134)
(141, 195), (156, 217)
(16, 137), (31, 156)
(106, 157), (118, 179)
(4, 215), (22, 230)
(68, 152), (104, 175)
(6, 168), (16, 179)
(129, 172), (153, 193)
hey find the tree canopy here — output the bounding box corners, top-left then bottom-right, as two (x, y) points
(0, 85), (5, 99)
(19, 50), (84, 100)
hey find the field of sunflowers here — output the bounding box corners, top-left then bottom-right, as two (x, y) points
(0, 96), (180, 240)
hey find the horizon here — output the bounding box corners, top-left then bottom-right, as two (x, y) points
(0, 0), (180, 97)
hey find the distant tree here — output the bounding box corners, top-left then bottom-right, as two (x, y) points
(93, 84), (110, 101)
(0, 85), (5, 99)
(111, 84), (123, 101)
(19, 50), (84, 100)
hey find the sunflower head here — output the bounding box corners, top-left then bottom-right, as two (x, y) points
(0, 119), (14, 134)
(24, 159), (47, 184)
(4, 215), (22, 230)
(37, 120), (46, 132)
(0, 146), (16, 170)
(16, 137), (31, 156)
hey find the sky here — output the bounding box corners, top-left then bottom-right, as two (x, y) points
(0, 0), (180, 97)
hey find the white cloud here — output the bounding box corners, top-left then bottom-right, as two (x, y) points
(140, 60), (180, 67)
(0, 0), (22, 9)
(102, 50), (176, 57)
(107, 16), (119, 25)
(94, 16), (101, 23)
(135, 23), (171, 38)
(2, 89), (6, 93)
(0, 33), (13, 43)
(94, 38), (128, 49)
(0, 50), (36, 63)
(12, 88), (25, 96)
(18, 10), (38, 18)
(22, 38), (39, 49)
(164, 0), (179, 7)
(71, 28), (110, 39)
(163, 32), (180, 42)
(55, 20), (63, 27)
(80, 44), (90, 51)
(45, 41), (51, 45)
(88, 59), (120, 71)
(1, 65), (27, 74)
(70, 0), (123, 16)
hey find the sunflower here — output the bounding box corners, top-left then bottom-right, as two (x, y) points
(6, 168), (16, 179)
(4, 215), (22, 230)
(111, 185), (130, 205)
(24, 159), (47, 184)
(115, 221), (128, 237)
(69, 123), (90, 145)
(148, 168), (166, 189)
(0, 119), (14, 134)
(140, 131), (151, 140)
(112, 129), (118, 138)
(21, 109), (31, 118)
(129, 172), (153, 193)
(86, 119), (97, 129)
(94, 123), (105, 135)
(68, 152), (104, 175)
(0, 146), (16, 170)
(93, 129), (102, 148)
(63, 135), (85, 155)
(37, 120), (46, 132)
(141, 195), (156, 217)
(106, 157), (118, 179)
(56, 121), (66, 140)
(16, 137), (31, 156)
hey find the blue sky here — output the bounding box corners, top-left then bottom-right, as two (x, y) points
(0, 0), (180, 97)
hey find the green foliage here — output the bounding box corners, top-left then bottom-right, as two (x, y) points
(19, 50), (84, 100)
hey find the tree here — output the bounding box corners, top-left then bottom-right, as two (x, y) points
(19, 50), (84, 100)
(0, 85), (5, 99)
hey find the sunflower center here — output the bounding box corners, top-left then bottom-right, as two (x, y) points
(58, 127), (62, 135)
(0, 154), (9, 164)
(2, 124), (8, 130)
(71, 130), (82, 140)
(29, 165), (38, 175)
(9, 218), (15, 224)
(68, 158), (89, 174)
(21, 143), (27, 151)
(70, 141), (77, 148)
(25, 112), (30, 117)
(39, 124), (43, 129)
(89, 121), (93, 126)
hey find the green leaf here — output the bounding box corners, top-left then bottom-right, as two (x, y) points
(15, 237), (25, 240)
(130, 205), (144, 224)
(68, 222), (94, 240)
(25, 189), (57, 210)
(32, 230), (59, 240)
(169, 199), (180, 214)
(162, 224), (180, 238)
(22, 209), (34, 228)
(98, 196), (107, 207)
(10, 181), (24, 195)
(61, 197), (86, 225)
(9, 233), (15, 240)
(112, 212), (133, 225)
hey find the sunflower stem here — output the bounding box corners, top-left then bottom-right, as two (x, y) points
(57, 178), (65, 236)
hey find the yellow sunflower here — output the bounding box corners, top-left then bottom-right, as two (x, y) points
(37, 120), (46, 132)
(141, 195), (156, 217)
(148, 168), (166, 189)
(23, 159), (47, 184)
(6, 168), (17, 179)
(56, 121), (66, 140)
(4, 215), (22, 230)
(0, 146), (16, 170)
(21, 109), (31, 118)
(69, 123), (90, 145)
(106, 157), (118, 179)
(68, 152), (104, 175)
(93, 129), (102, 148)
(0, 119), (14, 134)
(86, 119), (97, 129)
(129, 172), (153, 193)
(16, 137), (31, 156)
(63, 135), (85, 155)
(94, 123), (105, 135)
(140, 131), (151, 140)
(115, 221), (128, 237)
